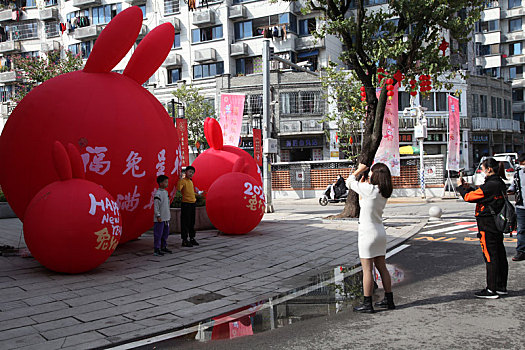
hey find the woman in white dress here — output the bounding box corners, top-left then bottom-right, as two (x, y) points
(346, 162), (394, 313)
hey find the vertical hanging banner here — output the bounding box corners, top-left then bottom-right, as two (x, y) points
(373, 86), (400, 176)
(176, 118), (189, 167)
(253, 128), (263, 166)
(329, 130), (340, 160)
(219, 94), (246, 146)
(447, 95), (460, 171)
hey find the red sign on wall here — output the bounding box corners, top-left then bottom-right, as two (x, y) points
(176, 118), (189, 167)
(253, 128), (262, 166)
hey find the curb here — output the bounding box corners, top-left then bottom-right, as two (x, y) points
(102, 217), (430, 350)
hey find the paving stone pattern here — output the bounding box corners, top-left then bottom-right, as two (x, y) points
(0, 210), (424, 349)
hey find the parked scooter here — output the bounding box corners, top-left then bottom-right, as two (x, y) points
(319, 175), (348, 206)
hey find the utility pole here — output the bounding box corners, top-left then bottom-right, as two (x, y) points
(262, 39), (274, 213)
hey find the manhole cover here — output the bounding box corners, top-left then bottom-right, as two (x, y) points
(185, 292), (225, 305)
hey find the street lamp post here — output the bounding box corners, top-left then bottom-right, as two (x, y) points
(262, 40), (274, 213)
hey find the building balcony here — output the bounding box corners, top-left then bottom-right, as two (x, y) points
(503, 31), (525, 42)
(73, 25), (103, 40)
(162, 52), (182, 68)
(39, 8), (58, 21)
(472, 117), (500, 131)
(274, 33), (296, 53)
(229, 5), (247, 20)
(0, 71), (18, 84)
(230, 42), (247, 57)
(124, 0), (146, 5)
(279, 120), (324, 134)
(72, 0), (102, 8)
(194, 48), (217, 63)
(501, 6), (525, 18)
(161, 17), (180, 31)
(504, 54), (525, 66)
(295, 36), (325, 51)
(474, 31), (501, 45)
(0, 10), (12, 22)
(193, 9), (215, 27)
(475, 54), (502, 68)
(481, 6), (500, 20)
(498, 118), (515, 132)
(400, 116), (469, 130)
(0, 41), (21, 53)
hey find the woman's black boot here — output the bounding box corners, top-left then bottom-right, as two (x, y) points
(353, 296), (375, 313)
(374, 292), (395, 310)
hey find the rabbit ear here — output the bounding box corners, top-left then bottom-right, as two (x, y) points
(67, 143), (85, 179)
(84, 6), (143, 73)
(232, 158), (246, 173)
(52, 141), (72, 181)
(203, 118), (211, 147)
(124, 23), (175, 85)
(206, 118), (223, 150)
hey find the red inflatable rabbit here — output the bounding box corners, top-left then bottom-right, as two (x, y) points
(206, 158), (265, 234)
(0, 7), (181, 243)
(191, 118), (262, 193)
(24, 142), (122, 273)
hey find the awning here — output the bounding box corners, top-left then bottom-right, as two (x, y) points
(297, 50), (319, 58)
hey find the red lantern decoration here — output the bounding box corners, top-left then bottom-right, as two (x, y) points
(191, 118), (262, 192)
(386, 78), (394, 85)
(0, 7), (180, 244)
(360, 86), (366, 92)
(360, 91), (366, 97)
(206, 171), (265, 234)
(23, 142), (122, 273)
(410, 91), (418, 96)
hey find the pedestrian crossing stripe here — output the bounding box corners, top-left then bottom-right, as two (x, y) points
(414, 236), (518, 243)
(420, 220), (517, 236)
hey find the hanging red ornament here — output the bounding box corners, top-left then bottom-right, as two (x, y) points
(360, 91), (366, 97)
(360, 86), (366, 92)
(349, 136), (353, 145)
(386, 85), (394, 91)
(387, 90), (394, 97)
(393, 70), (404, 83)
(410, 90), (418, 96)
(361, 97), (366, 102)
(438, 38), (449, 56)
(386, 78), (394, 85)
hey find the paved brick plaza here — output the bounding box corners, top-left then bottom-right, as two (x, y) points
(0, 202), (425, 349)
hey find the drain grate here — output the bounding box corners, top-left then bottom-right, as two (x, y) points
(185, 292), (225, 305)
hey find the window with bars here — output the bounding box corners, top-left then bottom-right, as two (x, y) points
(45, 21), (59, 39)
(164, 0), (180, 15)
(242, 94), (263, 116)
(280, 91), (323, 115)
(8, 21), (39, 41)
(0, 85), (13, 103)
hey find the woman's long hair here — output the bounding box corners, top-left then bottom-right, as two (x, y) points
(482, 157), (506, 180)
(370, 163), (393, 198)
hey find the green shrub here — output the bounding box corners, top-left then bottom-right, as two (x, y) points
(0, 190), (6, 202)
(170, 191), (206, 208)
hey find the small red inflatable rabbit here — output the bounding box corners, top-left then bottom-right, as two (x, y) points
(0, 7), (181, 243)
(24, 142), (122, 273)
(192, 119), (264, 234)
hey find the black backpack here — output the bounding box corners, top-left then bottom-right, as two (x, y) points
(489, 191), (517, 234)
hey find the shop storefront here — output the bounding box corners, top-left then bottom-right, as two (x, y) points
(279, 136), (325, 162)
(239, 138), (254, 157)
(472, 134), (490, 164)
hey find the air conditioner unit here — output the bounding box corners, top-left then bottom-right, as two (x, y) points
(263, 138), (278, 154)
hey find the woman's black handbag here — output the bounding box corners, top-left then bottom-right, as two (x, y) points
(489, 191), (517, 234)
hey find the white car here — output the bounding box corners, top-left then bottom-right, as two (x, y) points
(472, 156), (516, 187)
(494, 153), (519, 166)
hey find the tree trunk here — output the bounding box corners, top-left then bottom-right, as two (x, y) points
(334, 94), (385, 219)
